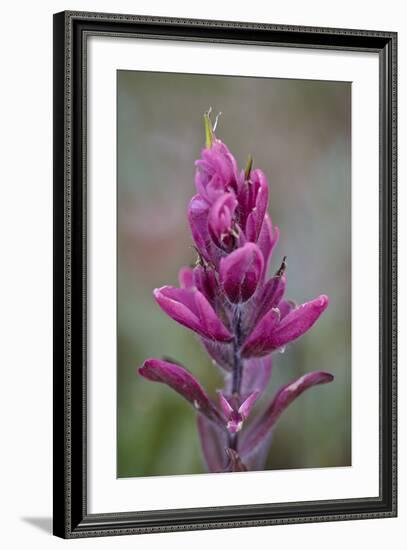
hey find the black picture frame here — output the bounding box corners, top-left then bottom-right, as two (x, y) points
(53, 10), (397, 539)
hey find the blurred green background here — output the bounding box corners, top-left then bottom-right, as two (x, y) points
(117, 70), (351, 478)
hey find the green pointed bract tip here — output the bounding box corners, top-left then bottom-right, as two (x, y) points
(244, 155), (253, 179)
(204, 112), (214, 148)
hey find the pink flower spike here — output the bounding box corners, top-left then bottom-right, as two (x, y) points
(139, 116), (334, 474)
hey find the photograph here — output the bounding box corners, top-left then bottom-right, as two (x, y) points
(0, 0), (401, 546)
(51, 9), (397, 539)
(117, 70), (352, 477)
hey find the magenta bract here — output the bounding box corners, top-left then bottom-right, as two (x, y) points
(139, 359), (224, 426)
(153, 285), (233, 342)
(220, 243), (264, 303)
(240, 371), (334, 456)
(139, 112), (333, 473)
(208, 192), (238, 251)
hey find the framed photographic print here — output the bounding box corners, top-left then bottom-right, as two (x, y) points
(53, 11), (397, 538)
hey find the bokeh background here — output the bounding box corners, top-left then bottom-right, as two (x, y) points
(117, 70), (351, 478)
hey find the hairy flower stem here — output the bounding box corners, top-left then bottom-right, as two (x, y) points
(232, 307), (243, 395)
(229, 306), (243, 451)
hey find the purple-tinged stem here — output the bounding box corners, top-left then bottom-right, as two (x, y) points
(232, 306), (243, 394)
(229, 305), (243, 450)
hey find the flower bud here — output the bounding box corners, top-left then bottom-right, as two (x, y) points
(208, 193), (238, 250)
(219, 243), (263, 303)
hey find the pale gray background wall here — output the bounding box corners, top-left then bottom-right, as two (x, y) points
(0, 1), (404, 549)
